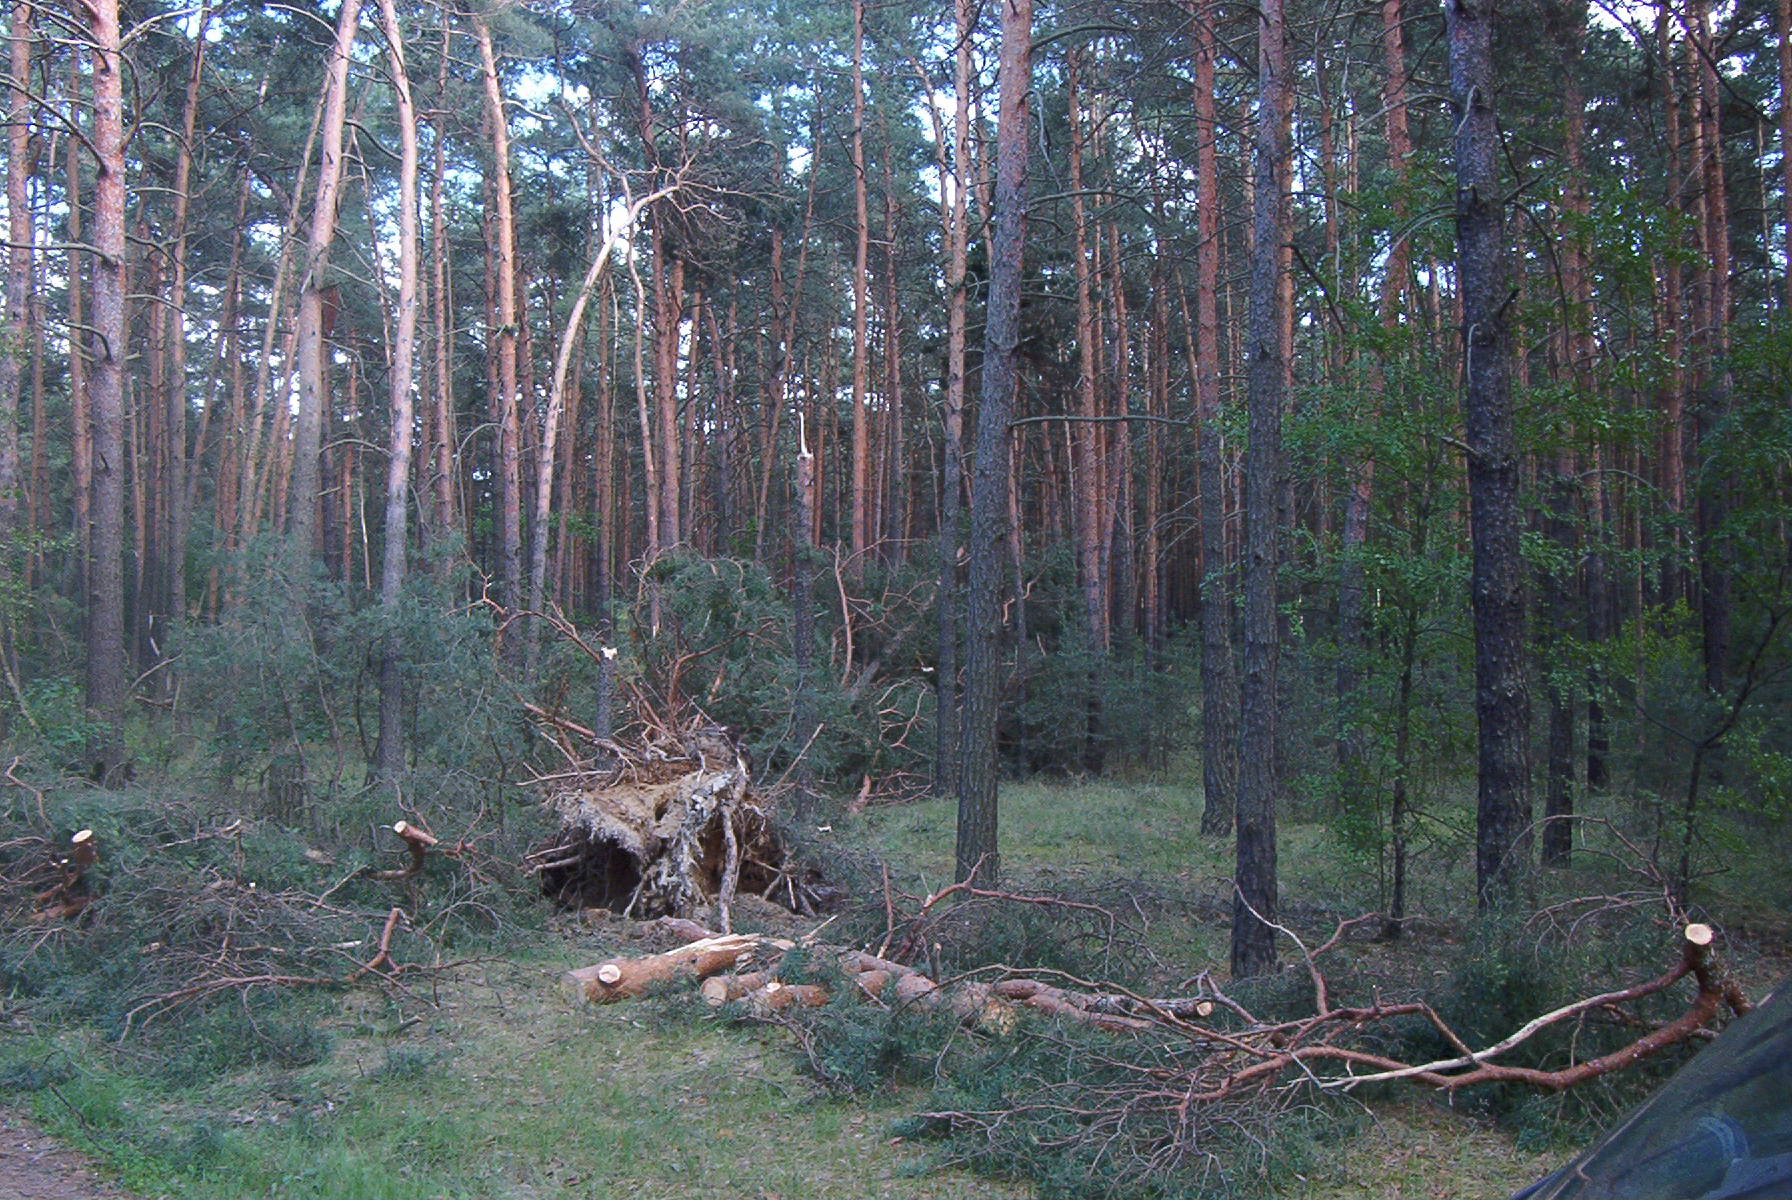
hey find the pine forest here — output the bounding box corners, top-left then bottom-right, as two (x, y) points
(0, 0), (1788, 1195)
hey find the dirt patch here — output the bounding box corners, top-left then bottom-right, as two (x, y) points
(0, 1107), (136, 1200)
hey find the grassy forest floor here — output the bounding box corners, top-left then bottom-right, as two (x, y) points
(3, 773), (1786, 1199)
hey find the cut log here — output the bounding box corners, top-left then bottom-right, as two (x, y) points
(744, 980), (829, 1013)
(68, 829), (98, 870)
(700, 970), (772, 1006)
(364, 819), (445, 881)
(30, 830), (100, 920)
(564, 933), (764, 1003)
(992, 978), (1156, 1033)
(577, 925), (1229, 1034)
(853, 968), (893, 1000)
(654, 916), (720, 944)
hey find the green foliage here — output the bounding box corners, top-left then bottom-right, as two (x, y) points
(878, 1012), (1349, 1200)
(3, 674), (106, 772)
(794, 992), (963, 1095)
(611, 551), (936, 786)
(180, 540), (521, 820)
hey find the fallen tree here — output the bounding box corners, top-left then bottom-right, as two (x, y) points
(564, 913), (1753, 1100)
(525, 709), (830, 929)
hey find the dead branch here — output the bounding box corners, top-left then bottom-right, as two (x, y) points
(361, 820), (451, 881)
(2, 757), (48, 824)
(119, 903), (459, 1036)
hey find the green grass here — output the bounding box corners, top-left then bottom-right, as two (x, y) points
(8, 950), (1031, 1200)
(852, 774), (1477, 928)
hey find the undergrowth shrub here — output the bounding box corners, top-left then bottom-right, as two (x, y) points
(618, 552), (934, 788)
(796, 991), (963, 1094)
(183, 541), (521, 822)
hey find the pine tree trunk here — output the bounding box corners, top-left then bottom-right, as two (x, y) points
(1449, 0), (1532, 908)
(1068, 53), (1107, 657)
(428, 19), (456, 565)
(476, 17), (522, 632)
(1106, 222), (1132, 656)
(881, 146), (908, 561)
(374, 0), (419, 780)
(1, 0), (30, 556)
(292, 0), (363, 559)
(79, 0), (127, 779)
(156, 5), (207, 696)
(1188, 3), (1238, 837)
(930, 3), (972, 799)
(1656, 8), (1688, 609)
(957, 0), (1031, 885)
(67, 51), (91, 593)
(1143, 270), (1166, 666)
(1233, 0), (1290, 980)
(850, 0), (871, 563)
(1688, 0), (1730, 696)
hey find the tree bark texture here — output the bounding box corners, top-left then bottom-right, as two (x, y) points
(1189, 1), (1238, 839)
(291, 0), (363, 560)
(849, 0), (872, 563)
(79, 0), (127, 777)
(932, 0), (972, 800)
(1, 0), (30, 547)
(1233, 0), (1291, 980)
(1068, 53), (1108, 656)
(476, 16), (522, 625)
(957, 0), (1032, 885)
(374, 0), (420, 778)
(1448, 0), (1532, 908)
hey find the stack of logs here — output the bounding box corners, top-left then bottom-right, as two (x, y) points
(563, 917), (1214, 1032)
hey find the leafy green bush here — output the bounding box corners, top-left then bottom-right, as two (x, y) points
(4, 674), (107, 774)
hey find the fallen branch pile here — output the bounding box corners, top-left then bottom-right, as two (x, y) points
(1, 799), (500, 1038)
(119, 903), (432, 1035)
